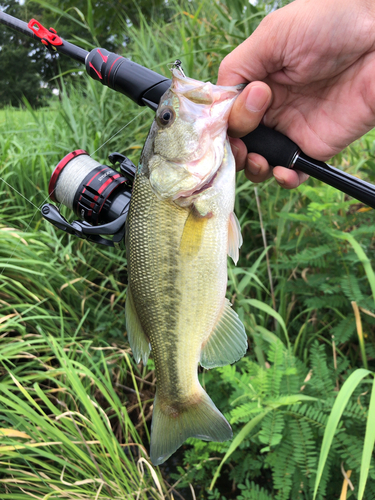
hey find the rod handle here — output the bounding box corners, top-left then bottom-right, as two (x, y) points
(240, 124), (375, 209)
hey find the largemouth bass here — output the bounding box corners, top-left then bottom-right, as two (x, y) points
(125, 67), (247, 466)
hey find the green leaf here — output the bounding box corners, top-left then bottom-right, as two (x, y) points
(86, 0), (94, 35)
(358, 374), (375, 500)
(313, 369), (372, 499)
(210, 395), (317, 490)
(210, 409), (272, 490)
(241, 298), (290, 348)
(332, 231), (375, 307)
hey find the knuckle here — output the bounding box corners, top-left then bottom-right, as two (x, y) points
(218, 55), (231, 79)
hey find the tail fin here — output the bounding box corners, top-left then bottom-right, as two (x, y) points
(150, 387), (232, 466)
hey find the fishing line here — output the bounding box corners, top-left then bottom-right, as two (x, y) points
(90, 109), (148, 157)
(0, 176), (40, 211)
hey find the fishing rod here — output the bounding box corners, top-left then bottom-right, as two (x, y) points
(1, 11), (375, 247)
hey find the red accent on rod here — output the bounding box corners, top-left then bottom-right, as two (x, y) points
(89, 62), (103, 80)
(28, 19), (63, 46)
(97, 49), (108, 63)
(107, 56), (122, 82)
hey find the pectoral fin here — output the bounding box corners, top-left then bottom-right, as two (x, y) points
(179, 209), (208, 258)
(125, 286), (151, 364)
(200, 299), (247, 369)
(228, 212), (242, 264)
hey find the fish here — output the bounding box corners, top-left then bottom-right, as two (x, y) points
(125, 66), (247, 466)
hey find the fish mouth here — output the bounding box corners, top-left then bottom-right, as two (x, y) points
(178, 170), (218, 199)
(172, 146), (223, 201)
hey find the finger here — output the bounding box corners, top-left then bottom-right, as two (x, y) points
(228, 82), (272, 138)
(217, 23), (274, 86)
(217, 11), (286, 86)
(230, 140), (273, 182)
(244, 153), (273, 183)
(273, 166), (309, 189)
(229, 137), (248, 172)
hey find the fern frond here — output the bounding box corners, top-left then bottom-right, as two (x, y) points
(267, 438), (296, 500)
(258, 411), (285, 452)
(331, 316), (356, 344)
(279, 244), (332, 268)
(342, 399), (368, 422)
(231, 402), (264, 424)
(281, 350), (303, 395)
(289, 418), (317, 477)
(304, 295), (347, 309)
(309, 342), (335, 396)
(340, 274), (364, 303)
(287, 403), (329, 429)
(337, 433), (367, 471)
(265, 341), (285, 397)
(237, 479), (274, 500)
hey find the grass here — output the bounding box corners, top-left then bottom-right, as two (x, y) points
(0, 333), (168, 499)
(1, 0), (375, 498)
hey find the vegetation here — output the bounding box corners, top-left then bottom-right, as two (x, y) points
(1, 0), (375, 498)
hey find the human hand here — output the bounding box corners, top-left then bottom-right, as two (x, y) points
(218, 0), (375, 188)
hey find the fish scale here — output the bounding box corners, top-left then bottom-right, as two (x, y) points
(127, 174), (226, 400)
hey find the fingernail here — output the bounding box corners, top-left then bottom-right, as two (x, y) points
(248, 158), (261, 176)
(246, 86), (269, 112)
(273, 172), (285, 185)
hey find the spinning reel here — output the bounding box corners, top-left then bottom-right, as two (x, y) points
(42, 151), (136, 247)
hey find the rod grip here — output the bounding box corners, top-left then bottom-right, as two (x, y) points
(240, 124), (375, 209)
(86, 48), (171, 107)
(240, 123), (299, 168)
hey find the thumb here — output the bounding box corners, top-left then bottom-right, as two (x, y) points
(227, 82), (272, 138)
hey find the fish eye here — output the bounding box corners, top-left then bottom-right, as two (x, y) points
(156, 106), (176, 127)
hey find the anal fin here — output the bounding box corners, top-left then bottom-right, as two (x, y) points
(200, 299), (247, 369)
(125, 286), (151, 364)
